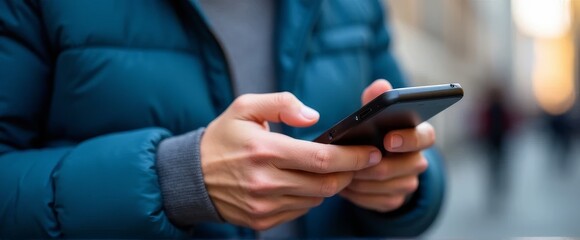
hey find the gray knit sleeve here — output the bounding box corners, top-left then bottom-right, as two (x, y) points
(156, 128), (223, 228)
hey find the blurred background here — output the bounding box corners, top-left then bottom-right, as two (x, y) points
(385, 0), (580, 238)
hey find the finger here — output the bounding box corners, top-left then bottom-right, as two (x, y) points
(339, 189), (407, 213)
(285, 171), (354, 197)
(218, 199), (309, 231)
(362, 79), (393, 105)
(228, 92), (319, 127)
(248, 169), (355, 198)
(250, 209), (309, 231)
(241, 195), (323, 218)
(267, 134), (382, 173)
(353, 152), (428, 180)
(346, 175), (419, 195)
(384, 122), (436, 152)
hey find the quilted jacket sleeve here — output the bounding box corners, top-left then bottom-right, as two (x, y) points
(0, 1), (185, 238)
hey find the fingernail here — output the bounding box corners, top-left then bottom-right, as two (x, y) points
(391, 134), (403, 149)
(301, 105), (319, 120)
(369, 151), (381, 166)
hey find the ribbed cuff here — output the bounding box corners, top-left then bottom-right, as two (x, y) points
(156, 128), (222, 228)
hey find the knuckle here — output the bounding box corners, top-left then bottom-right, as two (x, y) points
(319, 176), (340, 197)
(311, 197), (324, 207)
(275, 92), (298, 109)
(427, 127), (436, 146)
(348, 180), (363, 191)
(423, 123), (436, 142)
(416, 124), (436, 149)
(248, 218), (274, 231)
(353, 150), (365, 170)
(232, 94), (254, 111)
(413, 133), (422, 150)
(245, 138), (276, 161)
(401, 177), (420, 194)
(379, 196), (406, 212)
(312, 149), (332, 173)
(245, 174), (277, 195)
(247, 200), (276, 217)
(371, 164), (390, 180)
(415, 155), (429, 173)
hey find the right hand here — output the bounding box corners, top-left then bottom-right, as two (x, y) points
(201, 92), (382, 230)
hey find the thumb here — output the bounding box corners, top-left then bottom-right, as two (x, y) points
(362, 79), (393, 105)
(228, 92), (319, 127)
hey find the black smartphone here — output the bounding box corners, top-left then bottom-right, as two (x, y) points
(313, 83), (464, 153)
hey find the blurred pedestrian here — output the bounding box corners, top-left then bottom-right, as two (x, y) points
(544, 111), (574, 176)
(477, 84), (515, 211)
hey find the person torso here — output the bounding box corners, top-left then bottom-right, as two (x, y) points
(35, 1), (386, 236)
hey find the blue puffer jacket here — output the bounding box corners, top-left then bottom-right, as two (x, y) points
(0, 0), (445, 238)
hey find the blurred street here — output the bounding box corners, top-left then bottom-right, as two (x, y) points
(425, 119), (580, 238)
(384, 1), (580, 237)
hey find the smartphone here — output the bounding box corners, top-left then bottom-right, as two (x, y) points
(313, 83), (463, 153)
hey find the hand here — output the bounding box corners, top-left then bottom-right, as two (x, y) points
(339, 80), (434, 212)
(201, 92), (382, 230)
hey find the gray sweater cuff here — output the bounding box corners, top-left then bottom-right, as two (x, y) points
(156, 128), (222, 228)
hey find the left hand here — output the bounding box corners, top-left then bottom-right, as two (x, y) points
(339, 79), (435, 212)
